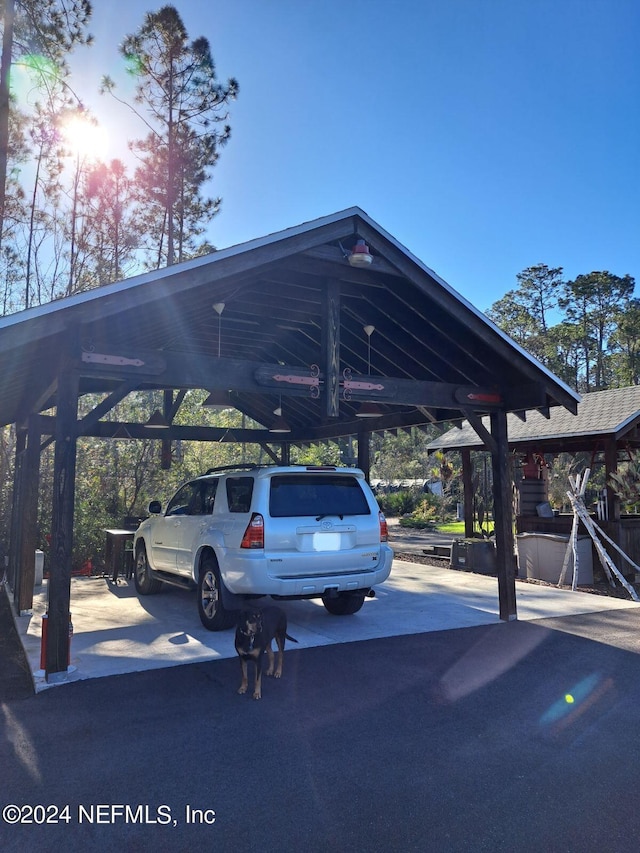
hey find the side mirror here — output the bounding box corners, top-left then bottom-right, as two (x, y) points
(148, 500), (162, 514)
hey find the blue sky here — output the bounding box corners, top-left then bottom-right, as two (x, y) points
(67, 0), (639, 312)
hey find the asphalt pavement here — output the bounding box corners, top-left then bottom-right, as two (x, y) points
(4, 537), (640, 852)
(3, 608), (640, 852)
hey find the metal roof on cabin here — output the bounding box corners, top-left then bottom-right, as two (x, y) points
(0, 207), (580, 437)
(427, 386), (640, 453)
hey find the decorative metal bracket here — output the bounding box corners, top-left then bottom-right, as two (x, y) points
(82, 351), (145, 367)
(254, 364), (321, 398)
(341, 368), (386, 401)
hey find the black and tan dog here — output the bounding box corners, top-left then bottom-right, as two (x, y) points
(235, 606), (298, 699)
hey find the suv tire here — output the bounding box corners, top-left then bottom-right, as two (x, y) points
(134, 544), (163, 595)
(322, 590), (366, 615)
(197, 554), (236, 631)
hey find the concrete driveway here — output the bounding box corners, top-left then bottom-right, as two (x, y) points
(14, 557), (639, 691)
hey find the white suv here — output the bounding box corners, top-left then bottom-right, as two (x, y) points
(133, 465), (394, 630)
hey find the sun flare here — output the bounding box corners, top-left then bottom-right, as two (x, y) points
(63, 116), (108, 163)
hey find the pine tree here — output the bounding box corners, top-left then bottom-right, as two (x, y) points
(101, 5), (238, 268)
(559, 271), (635, 391)
(0, 0), (92, 255)
(81, 158), (141, 285)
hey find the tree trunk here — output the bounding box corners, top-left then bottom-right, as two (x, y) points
(0, 0), (15, 254)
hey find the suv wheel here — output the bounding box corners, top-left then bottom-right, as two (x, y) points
(197, 555), (236, 631)
(134, 544), (162, 595)
(322, 590), (366, 615)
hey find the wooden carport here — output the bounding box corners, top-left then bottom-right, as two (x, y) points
(0, 207), (579, 681)
(427, 386), (640, 566)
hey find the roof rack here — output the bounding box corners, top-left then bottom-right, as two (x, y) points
(204, 463), (277, 475)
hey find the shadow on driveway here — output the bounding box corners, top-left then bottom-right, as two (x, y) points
(3, 609), (640, 851)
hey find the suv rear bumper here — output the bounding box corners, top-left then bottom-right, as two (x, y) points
(220, 545), (394, 597)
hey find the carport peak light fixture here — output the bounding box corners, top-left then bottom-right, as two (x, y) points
(355, 324), (382, 418)
(202, 390), (231, 410)
(213, 302), (225, 358)
(348, 239), (373, 267)
(269, 414), (291, 433)
(112, 424), (132, 439)
(355, 401), (383, 418)
(269, 397), (291, 433)
(363, 324), (375, 375)
(145, 409), (170, 429)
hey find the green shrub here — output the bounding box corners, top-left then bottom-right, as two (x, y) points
(399, 495), (440, 529)
(376, 489), (421, 517)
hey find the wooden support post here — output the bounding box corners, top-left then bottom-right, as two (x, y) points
(604, 438), (619, 522)
(490, 410), (517, 621)
(8, 426), (26, 596)
(46, 369), (79, 682)
(323, 279), (340, 418)
(16, 415), (41, 613)
(161, 390), (172, 470)
(461, 448), (474, 538)
(357, 428), (370, 482)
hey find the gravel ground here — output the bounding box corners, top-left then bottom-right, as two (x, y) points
(390, 527), (640, 602)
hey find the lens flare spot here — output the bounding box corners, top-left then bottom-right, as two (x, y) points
(540, 672), (602, 726)
(11, 54), (60, 105)
(124, 52), (145, 77)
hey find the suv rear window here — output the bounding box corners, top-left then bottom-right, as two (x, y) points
(226, 477), (254, 513)
(269, 475), (371, 518)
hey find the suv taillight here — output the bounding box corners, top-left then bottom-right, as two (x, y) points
(241, 513), (264, 549)
(379, 511), (388, 543)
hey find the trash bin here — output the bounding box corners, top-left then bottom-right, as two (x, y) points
(516, 533), (593, 584)
(450, 539), (496, 575)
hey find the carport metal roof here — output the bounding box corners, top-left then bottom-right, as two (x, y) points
(0, 207), (579, 437)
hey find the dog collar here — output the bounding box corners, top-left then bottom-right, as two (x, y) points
(241, 629), (257, 650)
